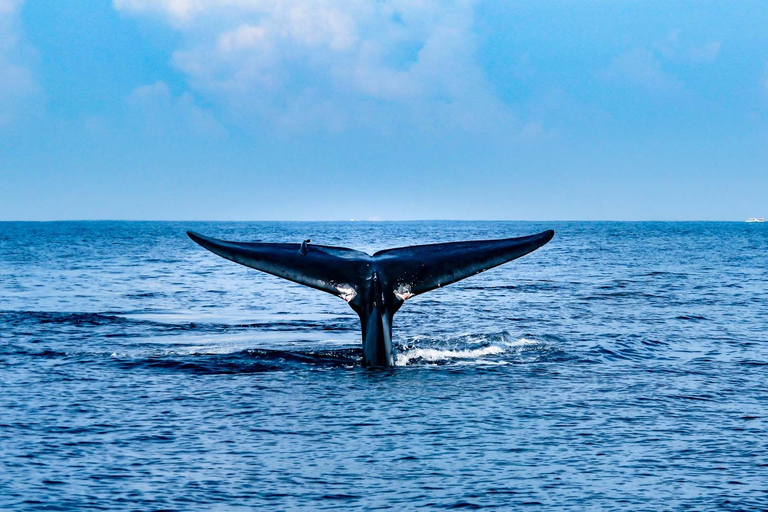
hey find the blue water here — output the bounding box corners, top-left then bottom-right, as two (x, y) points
(1, 221), (766, 510)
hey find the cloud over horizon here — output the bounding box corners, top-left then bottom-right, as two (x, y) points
(113, 0), (508, 133)
(0, 0), (39, 127)
(127, 80), (226, 138)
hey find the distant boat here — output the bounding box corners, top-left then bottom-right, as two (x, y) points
(746, 217), (764, 223)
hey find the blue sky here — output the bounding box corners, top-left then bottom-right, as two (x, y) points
(1, 0), (767, 221)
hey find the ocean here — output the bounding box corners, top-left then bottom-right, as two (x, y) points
(1, 221), (766, 510)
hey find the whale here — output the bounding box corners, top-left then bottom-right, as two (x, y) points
(187, 229), (554, 367)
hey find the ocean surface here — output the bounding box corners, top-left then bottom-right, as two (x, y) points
(1, 221), (766, 510)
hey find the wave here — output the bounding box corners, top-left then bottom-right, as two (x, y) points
(395, 334), (563, 366)
(0, 310), (138, 327)
(3, 335), (563, 372)
(0, 310), (358, 337)
(396, 345), (507, 365)
(2, 310), (566, 369)
(109, 348), (362, 374)
(105, 337), (561, 371)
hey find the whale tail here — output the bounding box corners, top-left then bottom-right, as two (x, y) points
(187, 229), (554, 366)
(187, 229), (553, 304)
(372, 230), (555, 299)
(186, 231), (373, 304)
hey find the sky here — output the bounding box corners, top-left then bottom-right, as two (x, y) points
(1, 0), (767, 221)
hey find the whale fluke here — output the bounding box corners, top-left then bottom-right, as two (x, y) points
(374, 230), (554, 298)
(187, 231), (371, 300)
(187, 229), (554, 366)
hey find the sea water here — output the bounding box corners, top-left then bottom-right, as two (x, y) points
(1, 221), (766, 510)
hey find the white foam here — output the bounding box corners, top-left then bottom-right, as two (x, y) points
(395, 345), (506, 366)
(506, 337), (539, 347)
(395, 336), (544, 366)
(187, 345), (241, 356)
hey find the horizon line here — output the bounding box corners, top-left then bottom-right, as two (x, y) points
(0, 219), (762, 223)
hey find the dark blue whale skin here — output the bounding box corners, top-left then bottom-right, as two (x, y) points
(187, 229), (554, 367)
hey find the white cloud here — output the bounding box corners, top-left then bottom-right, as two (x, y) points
(127, 81), (225, 137)
(654, 30), (720, 64)
(217, 24), (267, 52)
(0, 0), (40, 127)
(602, 48), (682, 92)
(0, 0), (24, 15)
(688, 41), (720, 63)
(602, 30), (724, 96)
(763, 64), (768, 92)
(112, 0), (203, 23)
(113, 0), (507, 133)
